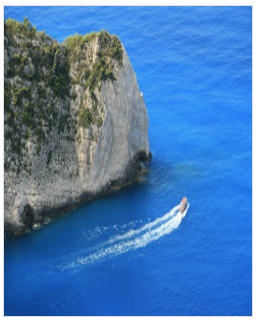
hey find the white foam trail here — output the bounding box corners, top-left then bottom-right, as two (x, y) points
(107, 205), (180, 244)
(82, 206), (180, 244)
(58, 204), (189, 271)
(77, 204), (189, 265)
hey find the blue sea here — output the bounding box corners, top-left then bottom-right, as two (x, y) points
(4, 6), (252, 316)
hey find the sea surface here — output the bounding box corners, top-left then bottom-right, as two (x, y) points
(4, 6), (252, 316)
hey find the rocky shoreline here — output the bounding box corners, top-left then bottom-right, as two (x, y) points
(5, 150), (152, 236)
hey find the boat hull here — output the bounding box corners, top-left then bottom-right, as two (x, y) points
(180, 203), (189, 218)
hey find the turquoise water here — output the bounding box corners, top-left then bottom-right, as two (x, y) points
(4, 6), (252, 316)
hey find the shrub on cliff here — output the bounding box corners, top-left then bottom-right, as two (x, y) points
(79, 108), (93, 128)
(64, 31), (97, 51)
(5, 17), (37, 39)
(97, 117), (103, 128)
(109, 36), (123, 65)
(13, 87), (31, 106)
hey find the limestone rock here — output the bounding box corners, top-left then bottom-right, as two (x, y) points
(4, 26), (151, 235)
(32, 40), (40, 47)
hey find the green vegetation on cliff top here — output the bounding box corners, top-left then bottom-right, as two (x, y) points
(4, 17), (123, 173)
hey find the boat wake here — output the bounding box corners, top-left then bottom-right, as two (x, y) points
(59, 204), (189, 270)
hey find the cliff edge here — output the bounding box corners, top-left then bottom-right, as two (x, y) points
(4, 18), (151, 234)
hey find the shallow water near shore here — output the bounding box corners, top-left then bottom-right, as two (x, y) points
(4, 6), (252, 316)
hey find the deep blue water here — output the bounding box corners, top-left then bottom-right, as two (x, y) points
(4, 6), (252, 316)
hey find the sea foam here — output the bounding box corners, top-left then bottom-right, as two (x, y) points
(60, 204), (189, 270)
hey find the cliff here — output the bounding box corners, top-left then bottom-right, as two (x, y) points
(4, 18), (151, 235)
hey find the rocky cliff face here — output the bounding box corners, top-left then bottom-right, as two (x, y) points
(4, 18), (151, 234)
